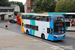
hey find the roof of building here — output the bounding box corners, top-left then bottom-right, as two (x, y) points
(0, 6), (14, 9)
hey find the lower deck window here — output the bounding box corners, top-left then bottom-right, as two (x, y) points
(25, 24), (38, 31)
(25, 24), (30, 28)
(32, 26), (36, 30)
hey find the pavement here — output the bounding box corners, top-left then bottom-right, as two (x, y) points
(67, 27), (75, 32)
(0, 28), (64, 50)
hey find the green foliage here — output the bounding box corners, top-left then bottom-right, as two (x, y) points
(55, 0), (75, 12)
(0, 0), (10, 6)
(14, 11), (20, 16)
(9, 1), (24, 12)
(33, 0), (56, 13)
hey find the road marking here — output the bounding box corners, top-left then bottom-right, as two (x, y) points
(39, 39), (73, 50)
(51, 42), (73, 50)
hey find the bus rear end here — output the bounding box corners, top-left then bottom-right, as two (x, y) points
(17, 13), (21, 24)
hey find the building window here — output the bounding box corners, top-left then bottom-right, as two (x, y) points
(28, 0), (29, 2)
(0, 10), (1, 12)
(9, 15), (11, 17)
(28, 5), (30, 9)
(9, 10), (13, 12)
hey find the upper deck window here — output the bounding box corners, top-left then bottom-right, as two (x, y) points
(22, 15), (25, 19)
(22, 15), (52, 22)
(32, 16), (36, 20)
(46, 16), (51, 22)
(41, 16), (46, 21)
(26, 15), (30, 19)
(36, 16), (41, 20)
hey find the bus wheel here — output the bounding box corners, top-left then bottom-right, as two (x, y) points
(41, 34), (45, 39)
(26, 30), (29, 34)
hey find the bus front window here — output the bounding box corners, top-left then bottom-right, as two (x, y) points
(54, 17), (65, 35)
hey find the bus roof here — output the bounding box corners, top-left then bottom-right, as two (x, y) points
(43, 12), (75, 15)
(21, 13), (64, 18)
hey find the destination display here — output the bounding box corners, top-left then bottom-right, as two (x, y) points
(54, 22), (64, 27)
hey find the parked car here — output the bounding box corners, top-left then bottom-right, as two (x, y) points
(9, 19), (17, 23)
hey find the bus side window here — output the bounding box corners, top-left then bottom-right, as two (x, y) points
(30, 25), (32, 29)
(26, 15), (30, 19)
(30, 15), (32, 19)
(32, 25), (36, 30)
(36, 16), (41, 20)
(22, 15), (25, 19)
(25, 24), (30, 29)
(25, 15), (27, 19)
(41, 16), (46, 21)
(46, 16), (51, 22)
(32, 16), (36, 20)
(35, 26), (38, 31)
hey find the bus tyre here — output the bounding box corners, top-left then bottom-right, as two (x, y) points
(26, 30), (29, 35)
(41, 34), (45, 39)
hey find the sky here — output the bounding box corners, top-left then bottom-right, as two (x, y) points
(9, 0), (26, 5)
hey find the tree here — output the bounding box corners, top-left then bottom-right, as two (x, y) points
(14, 11), (20, 16)
(33, 0), (56, 13)
(0, 0), (10, 6)
(9, 1), (24, 12)
(0, 0), (8, 2)
(55, 0), (75, 12)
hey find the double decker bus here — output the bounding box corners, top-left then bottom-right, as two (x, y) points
(17, 13), (21, 24)
(21, 13), (66, 41)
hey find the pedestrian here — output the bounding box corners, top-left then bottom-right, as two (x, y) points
(5, 22), (8, 29)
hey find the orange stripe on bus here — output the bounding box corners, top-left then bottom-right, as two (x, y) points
(43, 13), (47, 14)
(21, 18), (26, 33)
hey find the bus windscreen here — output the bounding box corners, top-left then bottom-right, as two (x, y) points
(54, 17), (65, 34)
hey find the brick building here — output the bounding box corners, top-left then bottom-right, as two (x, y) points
(24, 0), (59, 13)
(25, 0), (35, 13)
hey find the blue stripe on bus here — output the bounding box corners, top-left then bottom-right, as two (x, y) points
(47, 34), (54, 41)
(49, 15), (53, 29)
(29, 29), (32, 35)
(47, 15), (54, 41)
(29, 21), (32, 35)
